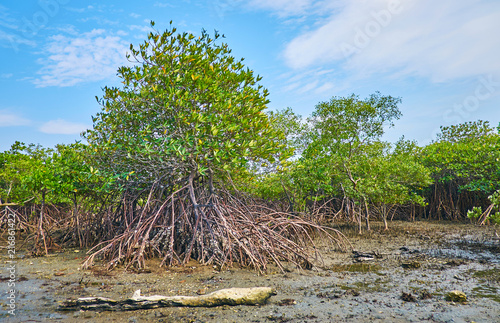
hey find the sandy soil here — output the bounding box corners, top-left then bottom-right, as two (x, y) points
(1, 221), (499, 322)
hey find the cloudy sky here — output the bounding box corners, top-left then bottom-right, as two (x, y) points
(1, 0), (499, 151)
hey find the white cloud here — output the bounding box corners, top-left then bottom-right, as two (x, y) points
(0, 110), (30, 127)
(0, 5), (37, 50)
(39, 119), (89, 135)
(33, 29), (130, 87)
(298, 80), (318, 94)
(51, 24), (79, 36)
(154, 2), (174, 8)
(78, 16), (119, 26)
(275, 66), (341, 96)
(283, 0), (500, 82)
(283, 81), (302, 92)
(315, 82), (334, 94)
(129, 24), (153, 34)
(66, 7), (87, 13)
(116, 30), (129, 36)
(248, 0), (314, 17)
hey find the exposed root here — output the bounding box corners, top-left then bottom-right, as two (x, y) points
(82, 182), (349, 273)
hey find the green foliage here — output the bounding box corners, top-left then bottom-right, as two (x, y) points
(489, 190), (500, 206)
(0, 141), (107, 206)
(436, 120), (494, 143)
(307, 92), (402, 155)
(359, 139), (432, 207)
(0, 142), (56, 204)
(83, 22), (287, 187)
(266, 108), (307, 158)
(238, 108), (307, 206)
(421, 120), (500, 194)
(487, 190), (500, 224)
(467, 206), (483, 220)
(302, 92), (429, 207)
(490, 212), (500, 224)
(467, 190), (500, 224)
(246, 93), (432, 221)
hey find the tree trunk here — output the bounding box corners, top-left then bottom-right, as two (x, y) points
(358, 204), (362, 234)
(39, 189), (49, 255)
(280, 178), (294, 214)
(73, 192), (82, 247)
(363, 197), (370, 231)
(382, 204), (388, 230)
(184, 169), (202, 263)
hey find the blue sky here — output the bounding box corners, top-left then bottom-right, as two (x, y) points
(1, 0), (500, 152)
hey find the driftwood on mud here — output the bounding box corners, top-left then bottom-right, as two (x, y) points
(59, 287), (276, 311)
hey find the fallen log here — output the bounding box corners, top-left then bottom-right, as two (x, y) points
(59, 287), (276, 311)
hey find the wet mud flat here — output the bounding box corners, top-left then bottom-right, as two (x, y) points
(1, 221), (499, 322)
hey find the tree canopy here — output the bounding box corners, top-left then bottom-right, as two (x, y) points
(83, 22), (287, 190)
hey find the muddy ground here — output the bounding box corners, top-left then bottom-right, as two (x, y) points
(1, 221), (499, 322)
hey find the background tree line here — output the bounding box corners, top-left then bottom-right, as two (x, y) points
(237, 101), (500, 231)
(2, 109), (499, 233)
